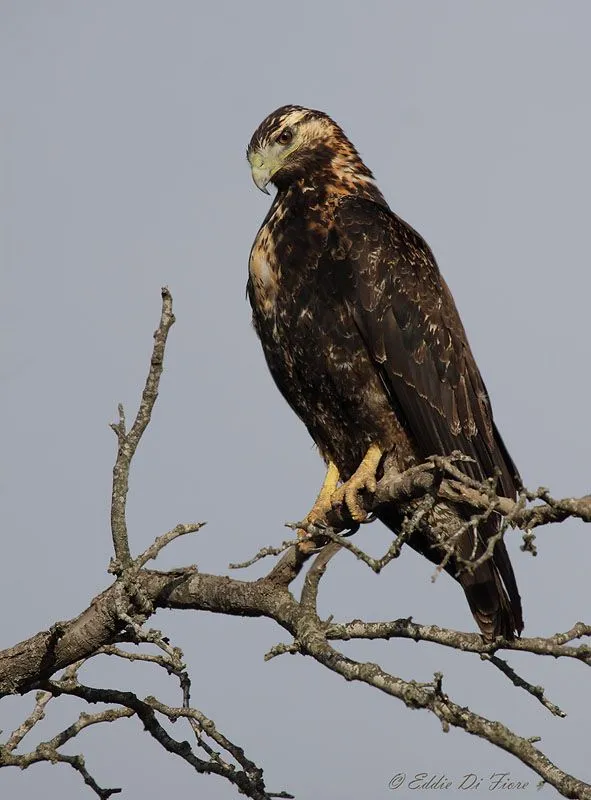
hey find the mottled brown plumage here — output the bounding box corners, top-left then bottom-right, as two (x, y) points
(246, 105), (523, 639)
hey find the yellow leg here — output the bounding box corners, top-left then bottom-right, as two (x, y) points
(331, 443), (382, 522)
(302, 460), (340, 528)
(297, 461), (340, 549)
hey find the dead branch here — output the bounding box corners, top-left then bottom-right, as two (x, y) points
(326, 618), (591, 663)
(109, 286), (176, 571)
(2, 288), (590, 800)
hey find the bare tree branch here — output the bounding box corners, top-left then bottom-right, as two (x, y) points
(0, 689), (128, 799)
(292, 632), (591, 799)
(44, 676), (287, 800)
(2, 691), (53, 753)
(109, 286), (176, 571)
(326, 618), (591, 663)
(480, 653), (566, 717)
(2, 288), (591, 800)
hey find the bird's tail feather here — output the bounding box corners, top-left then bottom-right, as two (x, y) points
(377, 507), (522, 641)
(458, 559), (519, 641)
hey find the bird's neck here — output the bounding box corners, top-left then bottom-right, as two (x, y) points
(283, 166), (388, 210)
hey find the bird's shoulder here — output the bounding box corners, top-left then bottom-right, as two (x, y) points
(330, 196), (465, 361)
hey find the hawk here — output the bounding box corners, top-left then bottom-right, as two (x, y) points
(246, 105), (523, 639)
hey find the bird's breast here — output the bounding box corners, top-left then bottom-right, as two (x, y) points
(249, 227), (281, 316)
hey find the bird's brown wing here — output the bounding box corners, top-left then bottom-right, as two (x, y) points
(332, 196), (523, 636)
(333, 197), (517, 492)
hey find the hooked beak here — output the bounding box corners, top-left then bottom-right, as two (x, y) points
(248, 151), (275, 195)
(251, 164), (271, 194)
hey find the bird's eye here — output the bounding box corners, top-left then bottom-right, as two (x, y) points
(277, 128), (293, 145)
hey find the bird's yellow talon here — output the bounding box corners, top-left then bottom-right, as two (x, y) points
(330, 444), (382, 522)
(296, 461), (340, 552)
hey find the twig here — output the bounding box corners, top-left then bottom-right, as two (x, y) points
(3, 691), (52, 752)
(134, 522), (205, 569)
(109, 287), (176, 570)
(481, 653), (566, 717)
(229, 537), (300, 570)
(264, 642), (301, 661)
(0, 704), (131, 799)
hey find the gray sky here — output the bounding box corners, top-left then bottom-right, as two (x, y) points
(1, 2), (590, 798)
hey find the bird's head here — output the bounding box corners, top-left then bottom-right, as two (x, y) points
(247, 105), (375, 194)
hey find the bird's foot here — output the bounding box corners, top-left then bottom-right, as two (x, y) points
(331, 444), (382, 522)
(297, 461), (340, 553)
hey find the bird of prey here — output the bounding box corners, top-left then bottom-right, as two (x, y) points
(246, 105), (523, 640)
